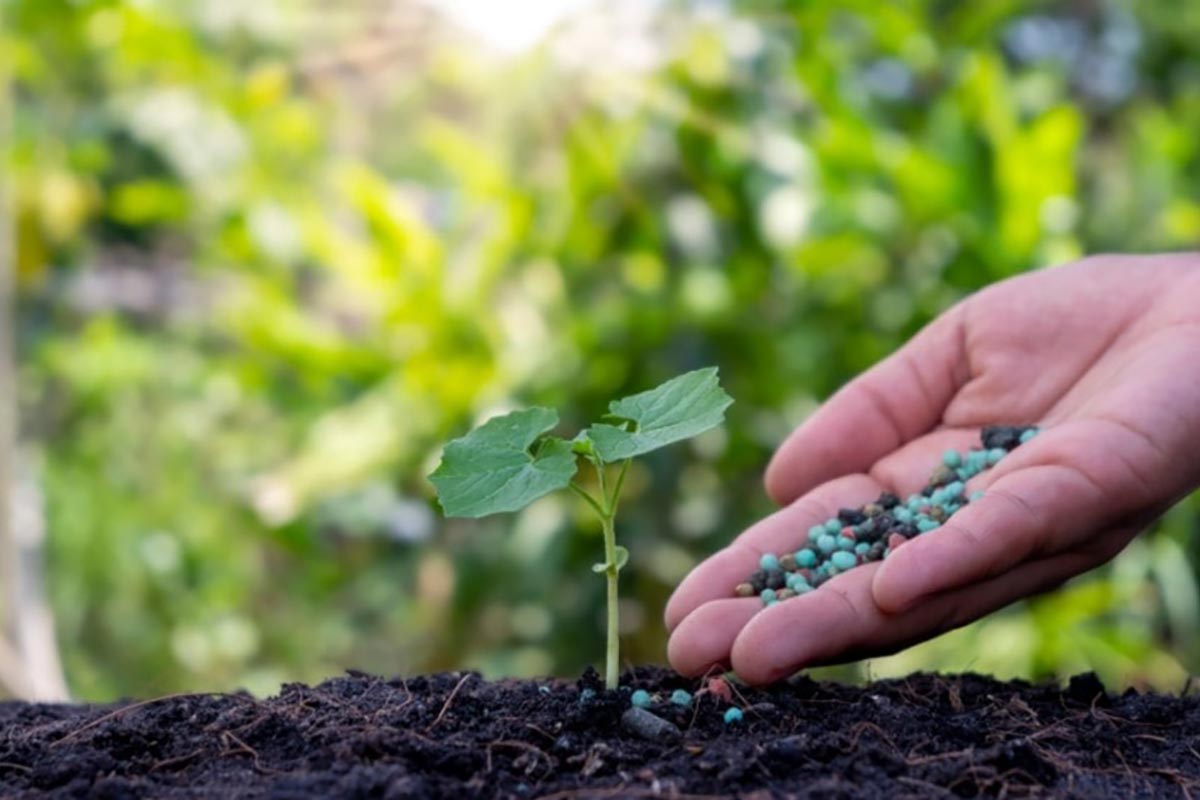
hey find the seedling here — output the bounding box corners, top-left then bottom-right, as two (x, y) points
(429, 367), (733, 689)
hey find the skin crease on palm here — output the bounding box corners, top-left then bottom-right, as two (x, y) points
(664, 253), (1200, 686)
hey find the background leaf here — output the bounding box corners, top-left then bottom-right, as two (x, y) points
(586, 368), (733, 462)
(429, 409), (577, 517)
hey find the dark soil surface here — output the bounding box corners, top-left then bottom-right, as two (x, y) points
(1, 667), (1198, 799)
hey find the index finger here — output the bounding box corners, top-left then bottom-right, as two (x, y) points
(764, 305), (970, 505)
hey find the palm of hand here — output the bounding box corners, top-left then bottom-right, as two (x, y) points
(665, 254), (1200, 684)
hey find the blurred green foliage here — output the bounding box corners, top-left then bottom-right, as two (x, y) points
(5, 0), (1200, 700)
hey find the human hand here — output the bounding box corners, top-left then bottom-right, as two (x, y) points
(665, 253), (1200, 684)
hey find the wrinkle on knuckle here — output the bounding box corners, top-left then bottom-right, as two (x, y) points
(1088, 415), (1167, 502)
(941, 517), (987, 551)
(900, 350), (936, 420)
(1095, 414), (1169, 466)
(852, 380), (907, 452)
(1028, 434), (1131, 507)
(823, 583), (873, 631)
(950, 302), (974, 387)
(986, 486), (1041, 528)
(1060, 462), (1110, 504)
(867, 461), (900, 493)
(976, 486), (1054, 562)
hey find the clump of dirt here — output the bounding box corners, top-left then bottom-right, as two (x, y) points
(1, 667), (1197, 798)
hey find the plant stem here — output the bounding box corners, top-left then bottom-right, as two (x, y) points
(600, 511), (619, 690)
(607, 459), (631, 515)
(577, 458), (632, 691)
(588, 458), (627, 690)
(568, 482), (605, 518)
(595, 457), (609, 509)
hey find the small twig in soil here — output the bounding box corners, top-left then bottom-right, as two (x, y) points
(49, 693), (234, 748)
(1004, 694), (1040, 724)
(906, 744), (977, 766)
(943, 767), (983, 797)
(523, 722), (558, 742)
(946, 680), (964, 713)
(149, 749), (206, 774)
(1089, 693), (1108, 722)
(427, 673), (473, 731)
(372, 679), (413, 721)
(684, 699), (702, 734)
(219, 729), (278, 774)
(0, 761), (31, 773)
(930, 675), (965, 714)
(1093, 704), (1178, 731)
(977, 765), (1043, 792)
(684, 666), (728, 734)
(905, 735), (935, 759)
(534, 787), (725, 800)
(486, 739), (554, 779)
(726, 680), (755, 710)
(1111, 745), (1136, 795)
(847, 720), (902, 756)
(1145, 767), (1199, 800)
(905, 736), (1034, 768)
(214, 712), (274, 740)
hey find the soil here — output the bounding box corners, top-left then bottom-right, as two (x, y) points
(1, 666), (1198, 799)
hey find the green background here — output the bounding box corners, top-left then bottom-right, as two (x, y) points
(5, 0), (1199, 700)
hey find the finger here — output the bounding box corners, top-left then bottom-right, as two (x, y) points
(664, 473), (883, 633)
(666, 598), (759, 677)
(730, 531), (1128, 685)
(764, 305), (970, 506)
(871, 421), (1151, 613)
(867, 428), (980, 497)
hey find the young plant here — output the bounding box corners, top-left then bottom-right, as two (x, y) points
(428, 367), (732, 689)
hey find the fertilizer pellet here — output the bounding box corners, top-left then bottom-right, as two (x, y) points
(734, 425), (1039, 606)
(830, 551), (856, 570)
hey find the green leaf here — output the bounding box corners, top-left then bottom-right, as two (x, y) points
(592, 545), (629, 573)
(570, 430), (595, 456)
(585, 367), (733, 462)
(429, 408), (578, 518)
